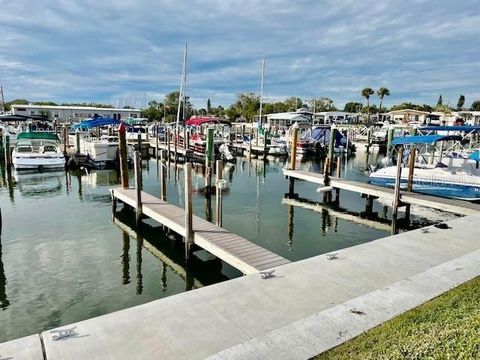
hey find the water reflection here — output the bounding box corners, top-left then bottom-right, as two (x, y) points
(113, 209), (229, 293)
(121, 230), (130, 285)
(0, 238), (9, 310)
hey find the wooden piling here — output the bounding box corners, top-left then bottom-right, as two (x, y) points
(263, 128), (268, 158)
(62, 126), (67, 156)
(134, 151), (142, 224)
(184, 162), (193, 261)
(366, 127), (371, 152)
(119, 125), (129, 188)
(173, 129), (178, 164)
(327, 128), (336, 164)
(0, 129), (3, 159)
(391, 146), (404, 234)
(405, 147), (416, 222)
(75, 132), (80, 154)
(290, 127), (298, 170)
(386, 127), (394, 158)
(166, 128), (171, 162)
(215, 160), (223, 227)
(159, 150), (167, 201)
(137, 132), (142, 156)
(205, 128), (214, 190)
(335, 156), (342, 202)
(4, 135), (11, 167)
(248, 127), (253, 160)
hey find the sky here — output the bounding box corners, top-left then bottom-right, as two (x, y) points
(1, 0), (479, 110)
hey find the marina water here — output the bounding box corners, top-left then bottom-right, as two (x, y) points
(0, 150), (452, 342)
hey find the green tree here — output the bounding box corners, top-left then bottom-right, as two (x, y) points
(309, 97), (337, 112)
(437, 95), (443, 106)
(457, 95), (465, 111)
(141, 100), (165, 122)
(343, 102), (363, 113)
(361, 88), (374, 122)
(470, 100), (480, 111)
(207, 98), (211, 115)
(33, 101), (58, 106)
(228, 92), (260, 121)
(376, 87), (390, 120)
(163, 91), (193, 123)
(283, 97), (303, 111)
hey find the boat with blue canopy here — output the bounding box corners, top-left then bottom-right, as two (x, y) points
(369, 134), (480, 201)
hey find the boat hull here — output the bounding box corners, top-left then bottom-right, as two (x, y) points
(13, 155), (66, 170)
(369, 173), (480, 201)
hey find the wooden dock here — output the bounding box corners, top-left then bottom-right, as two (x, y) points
(283, 169), (480, 216)
(111, 188), (290, 274)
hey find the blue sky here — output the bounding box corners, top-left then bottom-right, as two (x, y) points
(1, 0), (479, 110)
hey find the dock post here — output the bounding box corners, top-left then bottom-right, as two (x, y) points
(255, 128), (259, 146)
(263, 128), (268, 158)
(335, 156), (342, 202)
(287, 127), (298, 198)
(155, 125), (159, 168)
(134, 151), (142, 224)
(62, 126), (67, 156)
(159, 150), (167, 201)
(174, 129), (178, 165)
(184, 162), (193, 262)
(327, 128), (336, 173)
(248, 127), (253, 160)
(0, 129), (3, 160)
(205, 127), (214, 192)
(405, 147), (416, 222)
(166, 128), (171, 162)
(366, 127), (371, 153)
(391, 146), (404, 234)
(185, 128), (190, 152)
(119, 125), (129, 188)
(75, 131), (80, 154)
(215, 160), (223, 226)
(4, 135), (11, 167)
(386, 127), (394, 158)
(137, 132), (142, 156)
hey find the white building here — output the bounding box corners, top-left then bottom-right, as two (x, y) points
(266, 112), (310, 127)
(313, 111), (359, 125)
(11, 104), (141, 122)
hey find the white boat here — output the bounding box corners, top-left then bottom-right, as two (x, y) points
(12, 132), (65, 171)
(79, 134), (120, 167)
(369, 134), (480, 201)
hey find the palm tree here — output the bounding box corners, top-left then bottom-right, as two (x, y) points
(361, 88), (374, 122)
(377, 87), (390, 121)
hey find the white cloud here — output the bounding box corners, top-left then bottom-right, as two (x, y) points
(0, 0), (479, 109)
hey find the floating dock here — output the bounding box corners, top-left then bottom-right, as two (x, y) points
(283, 168), (480, 216)
(112, 188), (291, 274)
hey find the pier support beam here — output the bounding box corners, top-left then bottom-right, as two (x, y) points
(134, 151), (142, 224)
(184, 162), (193, 262)
(391, 146), (404, 234)
(119, 125), (129, 188)
(215, 160), (224, 227)
(286, 127), (299, 198)
(405, 147), (416, 223)
(159, 150), (167, 201)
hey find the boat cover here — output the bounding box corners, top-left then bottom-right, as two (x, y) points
(311, 127), (347, 147)
(16, 132), (59, 141)
(420, 125), (480, 133)
(185, 117), (229, 126)
(72, 117), (121, 129)
(392, 134), (462, 145)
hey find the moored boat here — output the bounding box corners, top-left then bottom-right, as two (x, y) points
(12, 132), (65, 171)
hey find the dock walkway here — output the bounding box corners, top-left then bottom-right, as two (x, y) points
(3, 214), (479, 359)
(283, 168), (480, 216)
(112, 188), (290, 274)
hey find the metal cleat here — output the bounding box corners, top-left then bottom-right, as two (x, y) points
(50, 326), (77, 341)
(260, 270), (275, 279)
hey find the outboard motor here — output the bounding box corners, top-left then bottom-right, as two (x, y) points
(219, 143), (234, 161)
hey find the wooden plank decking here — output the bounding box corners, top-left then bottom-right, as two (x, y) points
(283, 168), (480, 216)
(112, 188), (290, 274)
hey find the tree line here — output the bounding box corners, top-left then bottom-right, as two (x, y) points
(4, 91), (480, 122)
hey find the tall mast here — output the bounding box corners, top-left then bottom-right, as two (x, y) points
(0, 86), (5, 114)
(259, 58), (265, 126)
(176, 43), (187, 134)
(183, 44), (188, 121)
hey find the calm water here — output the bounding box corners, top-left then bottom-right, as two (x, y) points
(0, 149), (440, 342)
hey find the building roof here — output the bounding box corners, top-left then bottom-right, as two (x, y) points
(388, 109), (431, 115)
(11, 104), (141, 112)
(266, 112), (310, 121)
